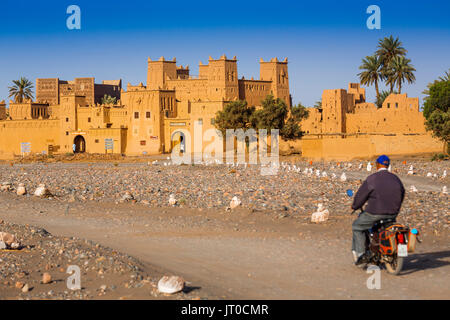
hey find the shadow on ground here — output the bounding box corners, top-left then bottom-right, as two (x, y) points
(401, 250), (450, 275)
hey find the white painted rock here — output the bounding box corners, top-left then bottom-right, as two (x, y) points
(340, 173), (347, 182)
(0, 182), (11, 192)
(0, 232), (20, 249)
(443, 170), (447, 178)
(168, 194), (177, 206)
(120, 191), (134, 202)
(427, 172), (433, 177)
(311, 204), (329, 223)
(157, 275), (185, 294)
(410, 185), (418, 192)
(443, 186), (448, 194)
(229, 196), (241, 209)
(34, 184), (51, 197)
(367, 162), (372, 172)
(16, 183), (27, 196)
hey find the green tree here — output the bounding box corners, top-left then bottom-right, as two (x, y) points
(8, 77), (34, 103)
(314, 99), (322, 109)
(375, 35), (407, 93)
(101, 94), (117, 105)
(422, 76), (450, 152)
(358, 55), (382, 101)
(386, 56), (416, 93)
(280, 103), (309, 140)
(214, 100), (255, 135)
(423, 68), (450, 96)
(250, 95), (288, 131)
(438, 69), (450, 82)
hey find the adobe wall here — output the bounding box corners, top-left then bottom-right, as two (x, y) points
(238, 79), (272, 107)
(0, 119), (61, 159)
(300, 134), (443, 160)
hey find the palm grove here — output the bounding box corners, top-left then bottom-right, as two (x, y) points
(359, 35), (449, 151)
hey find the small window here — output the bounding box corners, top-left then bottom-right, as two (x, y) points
(66, 118), (69, 122)
(88, 117), (91, 122)
(395, 103), (398, 108)
(165, 111), (169, 117)
(146, 111), (151, 118)
(140, 140), (146, 146)
(95, 139), (99, 143)
(134, 112), (139, 119)
(211, 118), (215, 125)
(387, 103), (390, 108)
(66, 131), (69, 136)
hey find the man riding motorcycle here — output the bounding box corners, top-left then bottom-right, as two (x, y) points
(351, 155), (405, 265)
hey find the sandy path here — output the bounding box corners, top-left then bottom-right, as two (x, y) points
(0, 193), (448, 299)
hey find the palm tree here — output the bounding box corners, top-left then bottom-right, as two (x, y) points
(387, 56), (416, 93)
(314, 99), (322, 109)
(376, 35), (407, 92)
(101, 94), (117, 105)
(438, 69), (450, 81)
(8, 77), (34, 103)
(358, 55), (382, 102)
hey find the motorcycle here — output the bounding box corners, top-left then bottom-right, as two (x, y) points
(347, 189), (421, 275)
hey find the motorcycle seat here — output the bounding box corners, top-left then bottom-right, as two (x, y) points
(370, 218), (396, 232)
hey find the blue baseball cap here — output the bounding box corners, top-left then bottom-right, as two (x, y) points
(376, 155), (390, 166)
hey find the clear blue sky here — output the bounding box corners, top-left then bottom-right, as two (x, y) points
(1, 0), (449, 107)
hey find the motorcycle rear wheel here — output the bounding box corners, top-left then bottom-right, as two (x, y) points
(385, 255), (404, 275)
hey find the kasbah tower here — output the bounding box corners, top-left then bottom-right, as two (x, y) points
(0, 55), (443, 160)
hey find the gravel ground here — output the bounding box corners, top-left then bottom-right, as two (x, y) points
(0, 158), (448, 235)
(0, 220), (203, 300)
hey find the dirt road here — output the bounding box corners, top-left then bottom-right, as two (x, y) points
(0, 192), (448, 299)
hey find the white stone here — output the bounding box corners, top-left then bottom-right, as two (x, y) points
(229, 196), (241, 209)
(16, 184), (27, 196)
(367, 162), (372, 172)
(157, 275), (185, 294)
(168, 194), (177, 206)
(0, 232), (20, 249)
(443, 186), (448, 194)
(120, 191), (134, 202)
(410, 185), (418, 192)
(427, 172), (433, 177)
(311, 204), (329, 223)
(0, 182), (11, 192)
(34, 184), (51, 197)
(340, 172), (347, 182)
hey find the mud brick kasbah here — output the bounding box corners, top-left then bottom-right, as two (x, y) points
(0, 55), (443, 160)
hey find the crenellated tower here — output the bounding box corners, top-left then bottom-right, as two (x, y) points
(260, 57), (290, 106)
